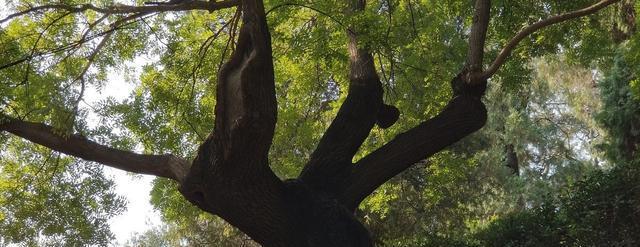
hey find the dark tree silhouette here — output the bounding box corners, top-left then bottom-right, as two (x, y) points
(0, 0), (622, 246)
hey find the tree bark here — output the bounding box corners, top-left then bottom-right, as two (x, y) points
(505, 144), (519, 176)
(299, 0), (388, 195)
(179, 0), (374, 245)
(0, 1), (623, 246)
(341, 75), (488, 209)
(0, 114), (190, 182)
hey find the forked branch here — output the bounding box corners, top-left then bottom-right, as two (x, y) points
(1, 12), (150, 71)
(338, 0), (622, 210)
(340, 90), (487, 209)
(181, 1), (296, 245)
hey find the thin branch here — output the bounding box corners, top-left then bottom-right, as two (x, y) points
(140, 14), (171, 50)
(21, 11), (73, 87)
(266, 3), (351, 33)
(1, 13), (148, 71)
(0, 57), (28, 70)
(482, 0), (622, 79)
(217, 9), (241, 73)
(0, 114), (190, 183)
(182, 112), (206, 142)
(190, 18), (233, 101)
(74, 31), (112, 85)
(69, 31), (113, 122)
(1, 0), (239, 24)
(54, 13), (112, 66)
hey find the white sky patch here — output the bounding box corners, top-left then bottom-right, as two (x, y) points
(84, 61), (161, 246)
(106, 170), (161, 246)
(0, 2), (9, 28)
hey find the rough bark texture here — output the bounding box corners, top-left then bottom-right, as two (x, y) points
(298, 0), (391, 196)
(466, 0), (491, 73)
(179, 0), (296, 245)
(179, 0), (375, 245)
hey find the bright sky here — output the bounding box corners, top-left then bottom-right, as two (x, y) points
(105, 170), (161, 246)
(85, 64), (162, 245)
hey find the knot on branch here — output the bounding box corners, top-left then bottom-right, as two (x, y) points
(451, 72), (487, 98)
(376, 104), (400, 129)
(179, 172), (214, 213)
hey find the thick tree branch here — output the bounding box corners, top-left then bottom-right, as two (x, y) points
(299, 0), (397, 194)
(0, 115), (190, 183)
(482, 0), (622, 79)
(1, 0), (239, 24)
(341, 92), (487, 209)
(466, 0), (491, 75)
(194, 0), (277, 179)
(298, 33), (383, 193)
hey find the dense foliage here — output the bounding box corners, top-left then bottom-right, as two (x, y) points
(0, 0), (638, 246)
(476, 162), (640, 247)
(471, 46), (640, 247)
(0, 142), (125, 246)
(597, 53), (640, 163)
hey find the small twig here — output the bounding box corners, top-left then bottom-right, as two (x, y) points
(57, 14), (112, 63)
(217, 8), (241, 73)
(140, 14), (171, 51)
(69, 31), (113, 121)
(190, 18), (233, 101)
(21, 12), (74, 91)
(183, 112), (206, 142)
(1, 13), (147, 71)
(266, 3), (353, 34)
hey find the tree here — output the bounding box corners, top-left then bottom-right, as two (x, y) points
(473, 56), (640, 247)
(597, 53), (640, 162)
(0, 0), (625, 246)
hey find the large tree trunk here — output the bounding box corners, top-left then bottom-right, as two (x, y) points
(175, 0), (490, 246)
(173, 0), (488, 245)
(176, 0), (375, 245)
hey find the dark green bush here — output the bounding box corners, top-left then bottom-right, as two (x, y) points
(476, 163), (640, 247)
